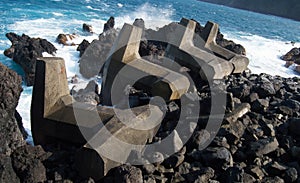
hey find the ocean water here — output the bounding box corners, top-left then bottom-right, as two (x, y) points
(1, 0), (300, 142)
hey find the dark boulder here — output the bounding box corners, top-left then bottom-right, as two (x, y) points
(103, 16), (115, 32)
(11, 145), (48, 183)
(248, 137), (279, 157)
(288, 118), (300, 137)
(77, 39), (90, 57)
(221, 166), (244, 183)
(199, 147), (233, 170)
(216, 31), (246, 55)
(0, 154), (20, 183)
(56, 33), (78, 46)
(82, 23), (93, 33)
(110, 165), (143, 183)
(228, 84), (251, 100)
(162, 153), (185, 169)
(283, 167), (298, 182)
(280, 47), (300, 62)
(253, 82), (276, 98)
(251, 99), (269, 113)
(4, 33), (57, 86)
(0, 63), (25, 155)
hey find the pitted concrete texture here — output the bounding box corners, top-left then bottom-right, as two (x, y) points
(166, 18), (249, 80)
(101, 23), (190, 106)
(199, 19), (249, 74)
(31, 57), (163, 180)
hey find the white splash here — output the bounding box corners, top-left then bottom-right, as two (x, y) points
(114, 3), (174, 29)
(224, 32), (300, 78)
(52, 12), (64, 17)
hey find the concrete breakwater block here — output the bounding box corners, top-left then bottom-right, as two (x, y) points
(31, 19), (250, 180)
(100, 23), (190, 106)
(31, 57), (163, 180)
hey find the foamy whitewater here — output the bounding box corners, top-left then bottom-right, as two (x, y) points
(1, 0), (300, 142)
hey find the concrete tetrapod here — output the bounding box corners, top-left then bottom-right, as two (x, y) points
(31, 57), (164, 180)
(165, 18), (249, 80)
(101, 23), (190, 106)
(199, 19), (249, 74)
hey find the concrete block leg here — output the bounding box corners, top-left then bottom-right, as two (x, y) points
(166, 18), (235, 80)
(101, 23), (190, 106)
(199, 20), (249, 73)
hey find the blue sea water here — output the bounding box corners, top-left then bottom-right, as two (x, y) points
(1, 0), (300, 142)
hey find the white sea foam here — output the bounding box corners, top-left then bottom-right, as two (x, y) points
(224, 32), (300, 78)
(52, 12), (64, 17)
(16, 86), (33, 143)
(117, 3), (123, 8)
(114, 3), (174, 29)
(86, 5), (101, 11)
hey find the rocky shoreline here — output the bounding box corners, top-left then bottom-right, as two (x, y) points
(1, 18), (300, 183)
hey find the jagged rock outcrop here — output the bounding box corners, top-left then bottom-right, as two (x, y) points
(77, 39), (90, 57)
(56, 33), (78, 46)
(103, 16), (115, 32)
(0, 63), (24, 183)
(82, 23), (93, 33)
(0, 63), (25, 155)
(11, 145), (49, 183)
(280, 47), (300, 73)
(4, 33), (57, 86)
(281, 47), (300, 63)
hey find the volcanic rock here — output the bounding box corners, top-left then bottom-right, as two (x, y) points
(0, 154), (20, 183)
(82, 23), (93, 33)
(200, 147), (233, 169)
(11, 145), (48, 183)
(77, 39), (90, 57)
(56, 33), (78, 46)
(281, 47), (300, 62)
(0, 63), (25, 155)
(4, 33), (57, 86)
(288, 118), (300, 136)
(249, 137), (279, 157)
(103, 16), (115, 32)
(111, 165), (143, 183)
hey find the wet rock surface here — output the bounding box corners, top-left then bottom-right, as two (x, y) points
(4, 33), (57, 86)
(281, 47), (300, 73)
(0, 63), (25, 155)
(82, 23), (94, 33)
(77, 39), (90, 57)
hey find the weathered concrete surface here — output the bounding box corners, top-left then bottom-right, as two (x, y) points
(77, 105), (163, 180)
(166, 18), (249, 80)
(101, 23), (190, 106)
(31, 57), (163, 180)
(200, 20), (249, 73)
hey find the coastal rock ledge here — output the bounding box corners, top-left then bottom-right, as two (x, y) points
(4, 33), (57, 86)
